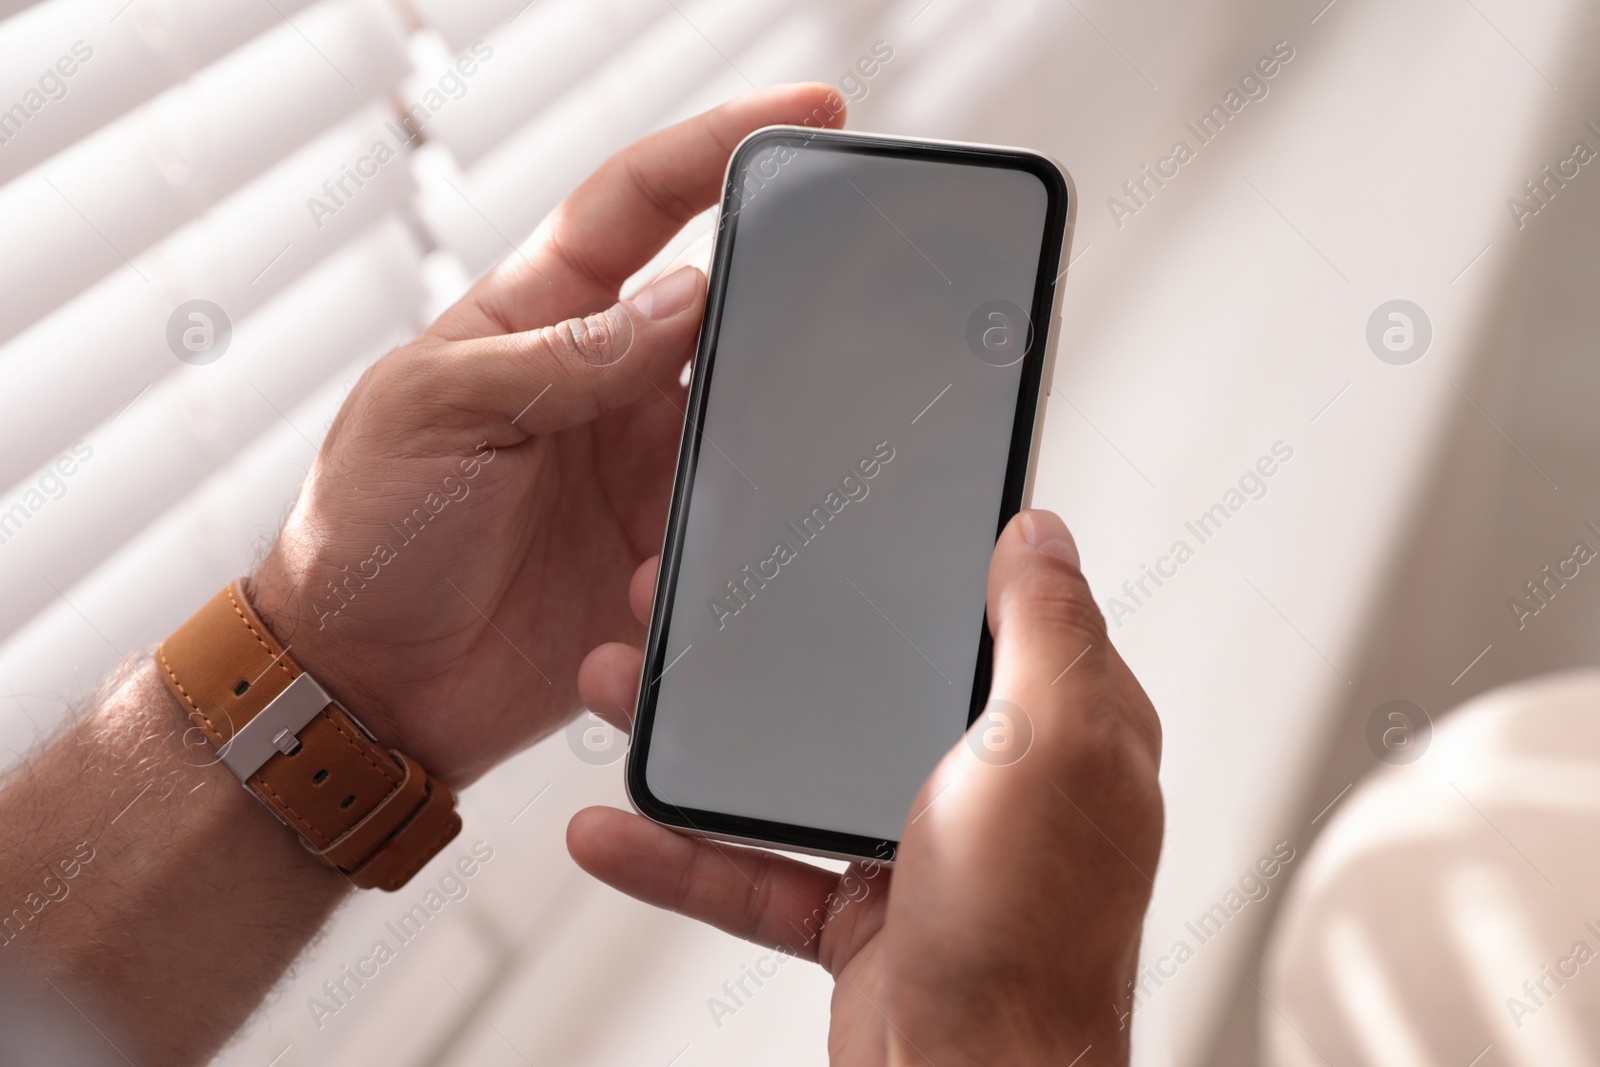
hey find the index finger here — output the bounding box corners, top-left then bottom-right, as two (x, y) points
(435, 83), (848, 339)
(567, 806), (846, 960)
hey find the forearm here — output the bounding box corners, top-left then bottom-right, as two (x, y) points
(0, 660), (348, 1065)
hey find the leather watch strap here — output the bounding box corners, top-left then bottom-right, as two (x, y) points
(157, 581), (461, 890)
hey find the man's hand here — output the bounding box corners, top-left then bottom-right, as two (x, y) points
(568, 510), (1165, 1066)
(0, 85), (847, 1067)
(252, 85), (847, 786)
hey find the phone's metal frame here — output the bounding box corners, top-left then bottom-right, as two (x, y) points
(624, 125), (1076, 863)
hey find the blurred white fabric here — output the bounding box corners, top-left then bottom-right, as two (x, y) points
(0, 0), (1595, 1064)
(1263, 672), (1600, 1067)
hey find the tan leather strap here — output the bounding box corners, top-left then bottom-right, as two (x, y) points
(157, 581), (461, 891)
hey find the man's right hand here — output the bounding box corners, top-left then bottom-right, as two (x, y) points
(568, 509), (1165, 1065)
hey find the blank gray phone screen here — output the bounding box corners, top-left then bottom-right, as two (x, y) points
(640, 134), (1054, 844)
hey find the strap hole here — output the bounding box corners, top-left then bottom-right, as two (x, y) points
(232, 679), (250, 696)
(340, 794), (357, 809)
(312, 769), (329, 785)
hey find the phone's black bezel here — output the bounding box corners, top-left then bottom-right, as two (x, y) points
(625, 127), (1071, 862)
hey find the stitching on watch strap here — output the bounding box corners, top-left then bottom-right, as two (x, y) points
(257, 778), (332, 846)
(225, 585), (296, 686)
(322, 709), (403, 784)
(155, 646), (219, 736)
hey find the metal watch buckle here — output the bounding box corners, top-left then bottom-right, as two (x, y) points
(216, 672), (376, 781)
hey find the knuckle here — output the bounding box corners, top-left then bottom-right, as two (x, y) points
(536, 305), (634, 368)
(672, 839), (715, 916)
(359, 342), (444, 413)
(623, 155), (699, 223)
(1058, 722), (1163, 834)
(1076, 710), (1164, 825)
(1004, 566), (1109, 646)
(369, 339), (430, 389)
(378, 342), (481, 425)
(737, 863), (778, 944)
(1078, 709), (1150, 779)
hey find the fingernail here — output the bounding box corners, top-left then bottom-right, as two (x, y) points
(1021, 510), (1080, 568)
(631, 266), (701, 320)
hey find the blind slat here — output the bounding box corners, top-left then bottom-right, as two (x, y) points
(0, 0), (410, 343)
(0, 218), (424, 646)
(408, 0), (529, 53)
(415, 0), (785, 276)
(0, 0), (319, 184)
(0, 101), (417, 492)
(410, 0), (663, 172)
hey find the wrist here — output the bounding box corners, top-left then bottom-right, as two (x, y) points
(177, 570), (465, 888)
(247, 543), (405, 755)
(886, 961), (1135, 1067)
(0, 661), (347, 1064)
(890, 1026), (1126, 1067)
(88, 662), (347, 888)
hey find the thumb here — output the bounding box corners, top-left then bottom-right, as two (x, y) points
(987, 509), (1108, 696)
(412, 265), (706, 437)
(983, 510), (1161, 764)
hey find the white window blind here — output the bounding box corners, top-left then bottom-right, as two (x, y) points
(0, 0), (321, 186)
(0, 0), (410, 342)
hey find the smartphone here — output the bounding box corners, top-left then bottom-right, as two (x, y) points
(626, 126), (1073, 862)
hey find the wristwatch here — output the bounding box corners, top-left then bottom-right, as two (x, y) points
(157, 580), (460, 890)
